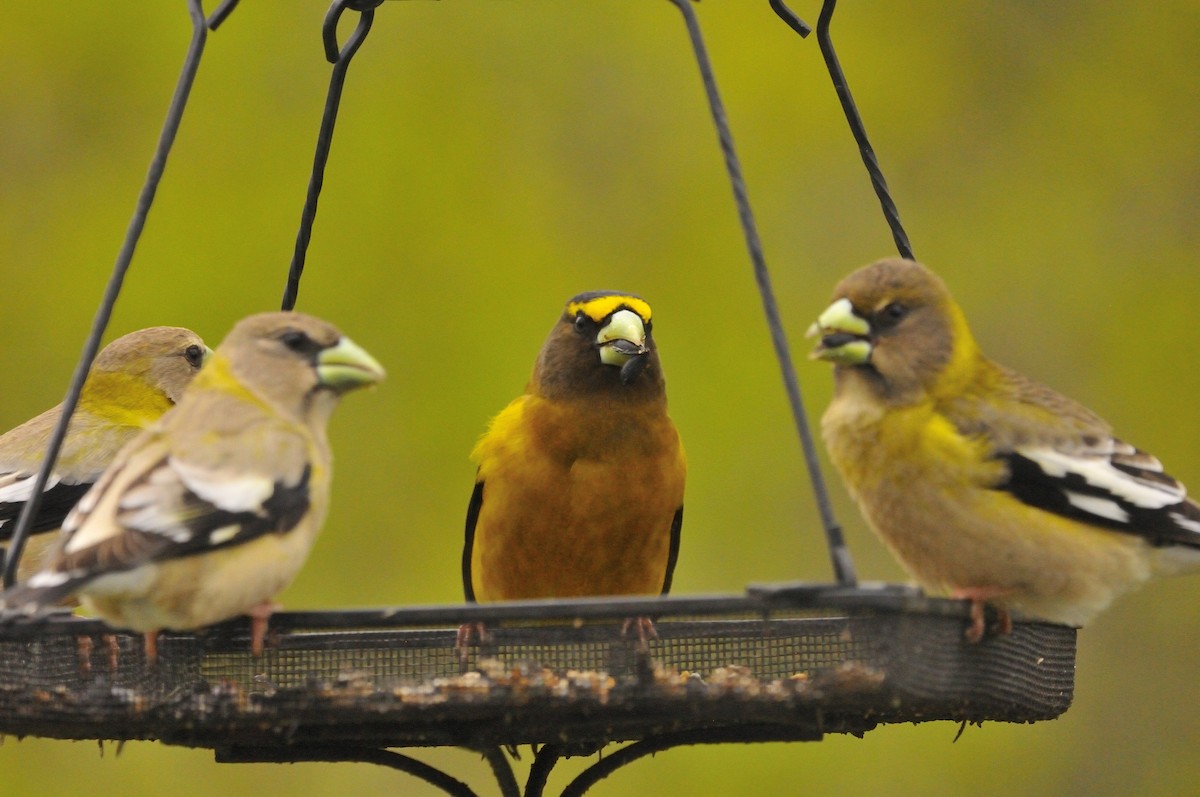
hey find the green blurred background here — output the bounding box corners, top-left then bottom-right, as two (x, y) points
(2, 2), (1198, 794)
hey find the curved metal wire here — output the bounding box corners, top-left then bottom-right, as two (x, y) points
(280, 0), (382, 312)
(216, 746), (479, 797)
(767, 0), (811, 37)
(206, 0), (241, 30)
(771, 0), (914, 259)
(480, 747), (521, 797)
(560, 727), (823, 797)
(524, 745), (562, 797)
(1, 0), (219, 587)
(665, 0), (856, 586)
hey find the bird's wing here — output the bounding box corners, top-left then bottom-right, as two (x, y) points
(660, 505), (683, 594)
(11, 449), (313, 609)
(462, 479), (484, 602)
(999, 438), (1200, 549)
(0, 470), (94, 540)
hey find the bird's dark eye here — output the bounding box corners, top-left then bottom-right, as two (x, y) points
(573, 313), (590, 333)
(878, 302), (909, 327)
(279, 329), (318, 354)
(183, 344), (205, 368)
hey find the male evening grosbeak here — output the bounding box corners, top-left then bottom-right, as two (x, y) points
(809, 258), (1200, 641)
(462, 291), (686, 641)
(0, 327), (209, 580)
(1, 312), (384, 658)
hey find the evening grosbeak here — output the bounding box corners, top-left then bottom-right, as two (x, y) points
(0, 327), (209, 580)
(1, 312), (384, 658)
(462, 291), (685, 640)
(809, 257), (1200, 641)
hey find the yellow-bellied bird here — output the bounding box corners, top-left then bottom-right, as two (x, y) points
(809, 258), (1200, 641)
(1, 312), (383, 658)
(0, 327), (209, 580)
(463, 291), (685, 637)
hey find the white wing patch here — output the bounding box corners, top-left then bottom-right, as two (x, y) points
(208, 524), (241, 545)
(1170, 511), (1200, 535)
(25, 570), (71, 589)
(1064, 490), (1130, 524)
(0, 472), (60, 504)
(60, 452), (281, 559)
(170, 456), (275, 513)
(1019, 446), (1183, 511)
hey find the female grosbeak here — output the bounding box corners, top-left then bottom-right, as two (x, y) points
(811, 258), (1200, 640)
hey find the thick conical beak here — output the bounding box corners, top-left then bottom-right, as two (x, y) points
(317, 336), (386, 392)
(597, 309), (650, 384)
(597, 309), (648, 360)
(806, 297), (873, 365)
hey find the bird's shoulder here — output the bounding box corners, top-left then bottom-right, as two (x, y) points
(940, 360), (1112, 453)
(160, 384), (315, 473)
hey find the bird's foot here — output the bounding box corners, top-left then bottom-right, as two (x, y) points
(76, 635), (93, 676)
(141, 631), (158, 665)
(951, 587), (1012, 643)
(455, 621), (490, 670)
(620, 616), (659, 652)
(247, 601), (281, 657)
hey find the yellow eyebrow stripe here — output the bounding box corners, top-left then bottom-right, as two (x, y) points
(566, 295), (652, 324)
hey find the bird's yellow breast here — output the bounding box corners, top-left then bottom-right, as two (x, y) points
(822, 383), (997, 499)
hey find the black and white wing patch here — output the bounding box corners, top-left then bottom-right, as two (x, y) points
(30, 456), (310, 599)
(1001, 439), (1200, 549)
(2, 456), (312, 613)
(0, 470), (93, 541)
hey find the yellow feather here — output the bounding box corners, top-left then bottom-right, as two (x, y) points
(566, 295), (652, 325)
(77, 371), (173, 428)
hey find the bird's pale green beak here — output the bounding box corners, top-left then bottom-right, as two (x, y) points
(317, 336), (385, 392)
(807, 297), (873, 365)
(597, 309), (650, 384)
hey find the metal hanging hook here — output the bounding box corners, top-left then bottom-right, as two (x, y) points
(206, 0), (241, 30)
(772, 0), (914, 259)
(281, 0), (383, 313)
(323, 0), (382, 64)
(767, 0), (812, 38)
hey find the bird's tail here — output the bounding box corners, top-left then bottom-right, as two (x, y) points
(1152, 496), (1200, 576)
(0, 570), (81, 620)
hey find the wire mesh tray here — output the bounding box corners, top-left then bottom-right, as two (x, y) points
(0, 588), (1075, 749)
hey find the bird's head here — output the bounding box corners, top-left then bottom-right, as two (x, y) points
(81, 326), (211, 423)
(808, 258), (979, 402)
(532, 291), (664, 400)
(202, 312), (385, 420)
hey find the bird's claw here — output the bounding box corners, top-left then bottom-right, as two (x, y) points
(455, 621), (491, 671)
(621, 616), (658, 652)
(962, 596), (1012, 643)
